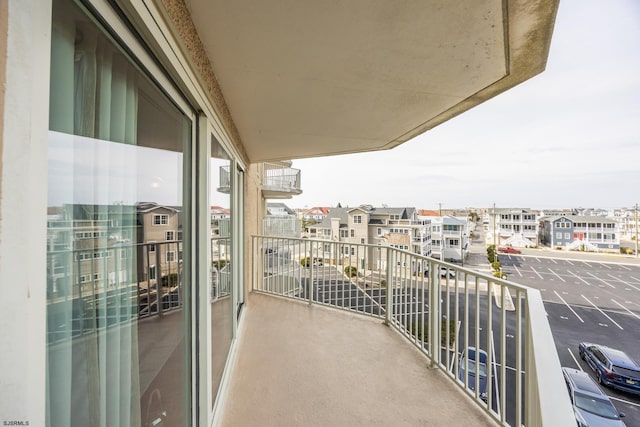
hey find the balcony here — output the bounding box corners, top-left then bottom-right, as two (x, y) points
(262, 162), (303, 199)
(222, 293), (495, 426)
(263, 215), (301, 238)
(218, 163), (303, 198)
(237, 236), (575, 426)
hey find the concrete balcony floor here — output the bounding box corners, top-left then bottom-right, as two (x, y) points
(221, 292), (496, 426)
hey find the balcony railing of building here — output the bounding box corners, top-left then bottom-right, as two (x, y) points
(46, 241), (184, 344)
(262, 162), (302, 197)
(251, 236), (574, 427)
(263, 215), (301, 238)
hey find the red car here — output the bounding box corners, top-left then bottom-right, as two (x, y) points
(497, 247), (521, 254)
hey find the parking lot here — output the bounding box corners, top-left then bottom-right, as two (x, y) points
(497, 252), (640, 425)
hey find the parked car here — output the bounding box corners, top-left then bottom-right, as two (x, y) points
(579, 342), (640, 395)
(562, 367), (626, 426)
(440, 266), (455, 278)
(458, 347), (489, 402)
(497, 246), (521, 254)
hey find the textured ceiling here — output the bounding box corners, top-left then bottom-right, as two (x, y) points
(183, 0), (558, 162)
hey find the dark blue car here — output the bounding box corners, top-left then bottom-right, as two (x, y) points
(579, 342), (640, 395)
(458, 347), (489, 402)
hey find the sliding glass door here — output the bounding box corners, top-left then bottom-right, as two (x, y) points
(47, 0), (193, 425)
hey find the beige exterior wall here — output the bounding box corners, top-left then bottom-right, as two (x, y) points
(0, 0), (5, 210)
(348, 209), (369, 244)
(0, 1), (51, 424)
(244, 163), (262, 293)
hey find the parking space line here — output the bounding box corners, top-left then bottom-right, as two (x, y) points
(582, 261), (591, 268)
(548, 268), (565, 282)
(566, 260), (574, 266)
(611, 299), (640, 320)
(607, 274), (640, 292)
(514, 265), (522, 277)
(609, 396), (640, 408)
(630, 276), (640, 283)
(550, 258), (557, 264)
(581, 295), (623, 330)
(585, 271), (616, 289)
(601, 263), (612, 270)
(567, 348), (583, 370)
(567, 270), (592, 286)
(535, 257), (541, 263)
(554, 291), (584, 323)
(530, 266), (544, 280)
(618, 264), (631, 271)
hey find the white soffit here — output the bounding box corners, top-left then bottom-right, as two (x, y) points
(184, 0), (557, 162)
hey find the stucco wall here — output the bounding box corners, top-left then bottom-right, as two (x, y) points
(0, 0), (51, 424)
(0, 0), (6, 219)
(157, 0), (249, 164)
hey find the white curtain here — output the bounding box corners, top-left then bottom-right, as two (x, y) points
(48, 6), (140, 426)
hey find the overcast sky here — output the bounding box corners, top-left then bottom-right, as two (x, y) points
(292, 0), (640, 211)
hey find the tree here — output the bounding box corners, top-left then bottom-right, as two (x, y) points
(301, 217), (318, 232)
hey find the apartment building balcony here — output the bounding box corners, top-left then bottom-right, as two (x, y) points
(222, 292), (495, 427)
(239, 236), (575, 427)
(263, 216), (301, 238)
(218, 163), (303, 198)
(262, 162), (303, 199)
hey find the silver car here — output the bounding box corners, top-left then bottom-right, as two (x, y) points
(562, 367), (626, 427)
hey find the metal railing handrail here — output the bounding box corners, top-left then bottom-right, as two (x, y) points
(250, 235), (575, 427)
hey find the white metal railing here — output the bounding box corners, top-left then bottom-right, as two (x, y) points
(263, 163), (301, 193)
(251, 236), (574, 427)
(263, 216), (301, 238)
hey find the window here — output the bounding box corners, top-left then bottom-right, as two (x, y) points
(377, 228), (382, 235)
(360, 238), (365, 244)
(154, 214), (169, 225)
(351, 247), (356, 255)
(564, 233), (570, 239)
(166, 231), (175, 241)
(46, 0), (192, 424)
(350, 229), (355, 237)
(556, 232), (563, 239)
(323, 229), (331, 236)
(353, 215), (362, 224)
(450, 239), (459, 247)
(166, 251), (176, 262)
(340, 230), (348, 238)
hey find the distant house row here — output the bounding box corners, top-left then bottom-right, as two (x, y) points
(484, 207), (631, 252)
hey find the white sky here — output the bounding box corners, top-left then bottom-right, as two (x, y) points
(292, 0), (640, 211)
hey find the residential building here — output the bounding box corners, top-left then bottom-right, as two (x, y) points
(136, 202), (183, 284)
(539, 215), (620, 252)
(298, 206), (331, 222)
(427, 215), (469, 262)
(310, 205), (431, 270)
(487, 208), (539, 248)
(1, 1), (572, 426)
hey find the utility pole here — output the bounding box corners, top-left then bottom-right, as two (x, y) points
(438, 202), (442, 217)
(635, 203), (638, 259)
(493, 203), (497, 263)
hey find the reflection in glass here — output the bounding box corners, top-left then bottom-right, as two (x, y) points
(210, 137), (233, 406)
(47, 0), (191, 425)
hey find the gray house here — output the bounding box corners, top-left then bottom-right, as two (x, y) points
(539, 215), (619, 252)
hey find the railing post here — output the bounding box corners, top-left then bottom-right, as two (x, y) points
(385, 248), (393, 325)
(429, 262), (439, 367)
(252, 236), (256, 292)
(308, 239), (314, 305)
(157, 244), (163, 316)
